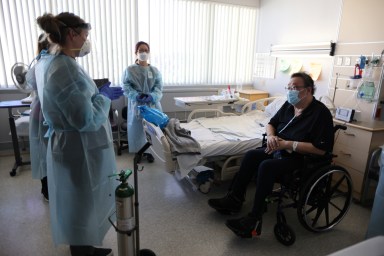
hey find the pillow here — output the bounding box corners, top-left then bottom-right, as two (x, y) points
(264, 97), (286, 117)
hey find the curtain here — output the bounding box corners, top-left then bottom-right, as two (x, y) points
(0, 0), (257, 88)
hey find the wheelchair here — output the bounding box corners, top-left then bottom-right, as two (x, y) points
(264, 125), (353, 246)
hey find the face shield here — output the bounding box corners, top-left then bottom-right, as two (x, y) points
(69, 23), (92, 57)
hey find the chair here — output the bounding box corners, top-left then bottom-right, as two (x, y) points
(262, 125), (353, 246)
(117, 106), (128, 155)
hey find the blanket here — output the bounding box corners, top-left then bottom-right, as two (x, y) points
(164, 118), (201, 155)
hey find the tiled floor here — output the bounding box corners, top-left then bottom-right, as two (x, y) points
(0, 151), (373, 256)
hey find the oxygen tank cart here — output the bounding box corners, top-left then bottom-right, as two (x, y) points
(109, 142), (156, 256)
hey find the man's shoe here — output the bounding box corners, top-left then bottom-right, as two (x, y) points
(226, 214), (262, 238)
(70, 245), (113, 256)
(208, 194), (242, 214)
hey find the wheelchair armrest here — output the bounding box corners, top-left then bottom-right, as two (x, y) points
(261, 133), (267, 147)
(334, 124), (347, 133)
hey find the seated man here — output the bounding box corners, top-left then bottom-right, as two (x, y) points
(208, 72), (334, 238)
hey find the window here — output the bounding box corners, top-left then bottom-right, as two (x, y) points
(139, 0), (258, 86)
(0, 0), (258, 89)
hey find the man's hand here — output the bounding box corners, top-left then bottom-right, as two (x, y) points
(265, 135), (285, 154)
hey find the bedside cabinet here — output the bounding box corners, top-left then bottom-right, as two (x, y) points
(333, 119), (384, 202)
(239, 90), (269, 101)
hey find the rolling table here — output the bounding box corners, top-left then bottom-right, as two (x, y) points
(0, 100), (31, 176)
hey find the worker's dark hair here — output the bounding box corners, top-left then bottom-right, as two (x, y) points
(135, 41), (150, 54)
(37, 33), (50, 54)
(291, 72), (316, 95)
(134, 41), (150, 64)
(36, 12), (89, 47)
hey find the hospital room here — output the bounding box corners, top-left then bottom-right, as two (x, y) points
(1, 0), (384, 255)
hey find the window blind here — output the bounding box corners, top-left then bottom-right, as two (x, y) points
(0, 0), (257, 89)
(140, 0), (257, 86)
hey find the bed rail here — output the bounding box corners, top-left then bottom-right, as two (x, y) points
(216, 154), (244, 181)
(187, 109), (237, 122)
(241, 96), (281, 114)
(142, 119), (177, 172)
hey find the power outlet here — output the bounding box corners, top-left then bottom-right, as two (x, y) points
(344, 57), (351, 66)
(336, 57), (343, 66)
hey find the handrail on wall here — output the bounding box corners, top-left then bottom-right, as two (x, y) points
(270, 41), (336, 56)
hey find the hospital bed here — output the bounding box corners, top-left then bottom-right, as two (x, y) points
(143, 96), (286, 191)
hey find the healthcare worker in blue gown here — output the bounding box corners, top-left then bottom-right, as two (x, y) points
(366, 146), (384, 239)
(121, 41), (163, 162)
(36, 12), (123, 256)
(26, 34), (50, 201)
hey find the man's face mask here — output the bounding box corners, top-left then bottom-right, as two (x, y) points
(287, 90), (302, 105)
(138, 52), (149, 62)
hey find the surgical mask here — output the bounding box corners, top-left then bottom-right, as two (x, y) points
(287, 90), (302, 105)
(78, 39), (92, 57)
(138, 52), (149, 62)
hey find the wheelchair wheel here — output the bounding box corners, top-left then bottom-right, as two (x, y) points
(274, 223), (296, 246)
(297, 165), (353, 232)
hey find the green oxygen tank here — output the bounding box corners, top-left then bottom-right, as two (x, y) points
(113, 170), (136, 256)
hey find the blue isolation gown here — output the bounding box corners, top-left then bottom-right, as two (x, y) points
(39, 54), (116, 246)
(26, 53), (49, 180)
(366, 146), (384, 239)
(121, 64), (163, 153)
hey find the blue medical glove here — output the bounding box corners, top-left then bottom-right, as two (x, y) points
(136, 94), (143, 102)
(99, 82), (124, 100)
(136, 93), (148, 103)
(110, 86), (124, 100)
(142, 94), (153, 103)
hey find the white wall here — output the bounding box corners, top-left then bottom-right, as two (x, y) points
(329, 0), (384, 121)
(255, 56), (335, 98)
(256, 0), (341, 52)
(254, 0), (343, 98)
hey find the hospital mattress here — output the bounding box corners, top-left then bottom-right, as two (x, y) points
(144, 110), (270, 180)
(176, 111), (268, 177)
(144, 96), (286, 181)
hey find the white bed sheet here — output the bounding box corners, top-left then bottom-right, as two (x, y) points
(176, 110), (271, 176)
